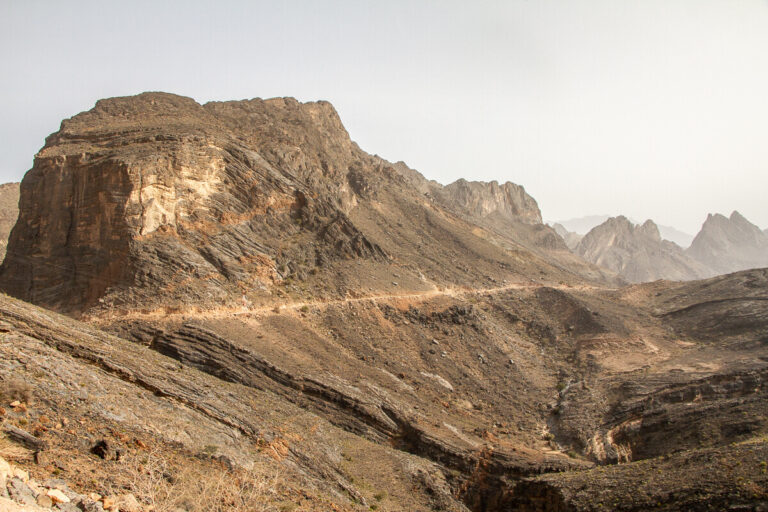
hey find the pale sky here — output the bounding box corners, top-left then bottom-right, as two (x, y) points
(1, 0), (767, 234)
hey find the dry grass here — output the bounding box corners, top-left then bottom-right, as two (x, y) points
(0, 377), (33, 403)
(111, 449), (285, 512)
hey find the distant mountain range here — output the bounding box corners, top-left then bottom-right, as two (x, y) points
(556, 211), (768, 283)
(554, 215), (694, 248)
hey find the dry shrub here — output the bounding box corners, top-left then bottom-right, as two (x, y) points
(0, 377), (33, 403)
(113, 449), (284, 512)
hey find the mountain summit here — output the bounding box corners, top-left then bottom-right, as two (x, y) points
(687, 210), (768, 276)
(575, 216), (710, 282)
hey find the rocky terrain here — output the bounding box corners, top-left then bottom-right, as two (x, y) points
(0, 182), (19, 262)
(0, 92), (766, 511)
(573, 217), (710, 283)
(687, 211), (768, 277)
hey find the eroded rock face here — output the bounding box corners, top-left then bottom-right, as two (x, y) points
(575, 216), (711, 283)
(0, 182), (19, 262)
(687, 210), (768, 277)
(439, 178), (542, 225)
(0, 93), (389, 313)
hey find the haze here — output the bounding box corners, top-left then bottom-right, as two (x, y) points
(1, 0), (767, 234)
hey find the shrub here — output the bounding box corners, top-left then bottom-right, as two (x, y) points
(0, 378), (33, 403)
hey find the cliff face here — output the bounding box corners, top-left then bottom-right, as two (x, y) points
(0, 93), (393, 313)
(0, 182), (19, 262)
(575, 217), (711, 283)
(438, 178), (542, 225)
(687, 211), (768, 276)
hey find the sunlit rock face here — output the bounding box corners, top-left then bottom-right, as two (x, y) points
(0, 93), (387, 313)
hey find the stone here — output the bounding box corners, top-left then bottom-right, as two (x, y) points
(36, 494), (53, 507)
(8, 477), (37, 506)
(47, 488), (71, 504)
(115, 493), (141, 512)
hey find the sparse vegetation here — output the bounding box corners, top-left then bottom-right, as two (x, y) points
(0, 377), (32, 403)
(112, 449), (284, 512)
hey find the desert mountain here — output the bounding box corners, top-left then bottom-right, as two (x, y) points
(556, 214), (694, 248)
(1, 92), (767, 512)
(574, 216), (711, 283)
(389, 164), (615, 284)
(1, 92), (609, 315)
(551, 222), (582, 250)
(687, 210), (768, 277)
(0, 182), (19, 261)
(437, 179), (542, 225)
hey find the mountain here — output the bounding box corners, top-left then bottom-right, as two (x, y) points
(551, 222), (583, 250)
(1, 92), (604, 315)
(437, 179), (542, 225)
(575, 216), (711, 282)
(1, 92), (767, 512)
(0, 182), (19, 262)
(555, 214), (694, 247)
(687, 211), (768, 276)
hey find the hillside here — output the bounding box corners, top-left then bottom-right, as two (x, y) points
(0, 93), (767, 512)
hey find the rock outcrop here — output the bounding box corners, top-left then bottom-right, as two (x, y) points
(0, 182), (19, 262)
(575, 216), (711, 283)
(437, 179), (542, 225)
(687, 210), (768, 277)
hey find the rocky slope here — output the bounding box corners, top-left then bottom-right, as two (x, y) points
(0, 92), (766, 511)
(574, 216), (711, 283)
(0, 182), (19, 262)
(687, 211), (768, 277)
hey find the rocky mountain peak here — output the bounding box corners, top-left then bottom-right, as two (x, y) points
(439, 178), (542, 224)
(576, 216), (710, 283)
(687, 210), (768, 276)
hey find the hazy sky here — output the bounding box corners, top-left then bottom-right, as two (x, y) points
(1, 1), (767, 234)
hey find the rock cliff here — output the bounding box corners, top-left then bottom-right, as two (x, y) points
(0, 182), (19, 262)
(687, 210), (768, 277)
(437, 179), (542, 225)
(575, 216), (711, 282)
